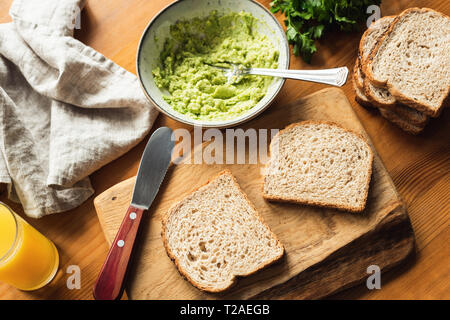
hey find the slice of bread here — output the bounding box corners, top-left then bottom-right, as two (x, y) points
(353, 74), (373, 108)
(352, 58), (373, 108)
(263, 121), (373, 213)
(161, 170), (284, 293)
(364, 8), (450, 117)
(353, 58), (429, 130)
(360, 17), (397, 108)
(382, 103), (428, 127)
(353, 58), (365, 91)
(359, 16), (396, 63)
(359, 16), (428, 126)
(353, 58), (384, 109)
(379, 109), (425, 135)
(363, 80), (397, 108)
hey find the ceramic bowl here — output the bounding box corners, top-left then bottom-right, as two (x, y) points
(136, 0), (289, 128)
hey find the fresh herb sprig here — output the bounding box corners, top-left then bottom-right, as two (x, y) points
(270, 0), (381, 63)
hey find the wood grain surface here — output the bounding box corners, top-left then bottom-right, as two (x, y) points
(94, 88), (415, 299)
(0, 0), (448, 300)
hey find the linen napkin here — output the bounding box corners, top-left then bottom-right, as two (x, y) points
(0, 0), (158, 218)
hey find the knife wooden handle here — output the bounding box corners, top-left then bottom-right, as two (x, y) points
(93, 205), (145, 300)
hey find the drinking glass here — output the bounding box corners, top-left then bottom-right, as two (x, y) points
(0, 202), (59, 290)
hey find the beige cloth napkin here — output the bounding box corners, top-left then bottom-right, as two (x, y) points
(0, 0), (158, 218)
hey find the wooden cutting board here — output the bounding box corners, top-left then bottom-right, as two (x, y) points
(94, 88), (415, 299)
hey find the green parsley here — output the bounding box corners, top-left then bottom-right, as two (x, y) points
(270, 0), (382, 62)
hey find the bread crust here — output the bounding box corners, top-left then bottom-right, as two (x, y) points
(361, 73), (429, 126)
(379, 109), (424, 135)
(353, 79), (373, 109)
(353, 57), (429, 130)
(262, 120), (374, 213)
(362, 78), (396, 109)
(359, 15), (396, 67)
(161, 169), (285, 293)
(363, 7), (450, 117)
(353, 58), (365, 91)
(363, 7), (422, 87)
(352, 60), (374, 108)
(356, 15), (429, 126)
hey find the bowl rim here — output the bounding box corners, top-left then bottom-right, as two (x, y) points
(136, 0), (290, 128)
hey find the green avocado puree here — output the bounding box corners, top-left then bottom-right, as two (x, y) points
(152, 11), (279, 121)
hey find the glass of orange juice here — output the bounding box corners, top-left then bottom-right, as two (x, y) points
(0, 202), (59, 290)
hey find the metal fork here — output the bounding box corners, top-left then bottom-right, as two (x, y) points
(211, 63), (349, 87)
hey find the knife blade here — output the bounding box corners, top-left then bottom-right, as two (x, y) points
(93, 127), (174, 300)
(131, 126), (174, 209)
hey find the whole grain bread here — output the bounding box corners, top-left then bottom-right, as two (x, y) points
(353, 69), (427, 134)
(360, 17), (397, 108)
(353, 70), (373, 108)
(353, 58), (428, 127)
(161, 170), (284, 293)
(364, 8), (450, 117)
(359, 16), (396, 63)
(384, 103), (428, 127)
(359, 16), (428, 126)
(353, 58), (365, 91)
(263, 121), (373, 213)
(379, 108), (425, 135)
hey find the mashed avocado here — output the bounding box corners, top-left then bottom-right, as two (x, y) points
(152, 11), (279, 121)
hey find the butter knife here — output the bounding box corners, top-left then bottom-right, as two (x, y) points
(93, 127), (174, 300)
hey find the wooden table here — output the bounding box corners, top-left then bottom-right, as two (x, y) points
(0, 0), (448, 300)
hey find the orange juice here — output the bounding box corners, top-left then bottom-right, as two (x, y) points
(0, 203), (59, 290)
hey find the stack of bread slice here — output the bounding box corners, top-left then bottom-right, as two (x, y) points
(352, 8), (450, 134)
